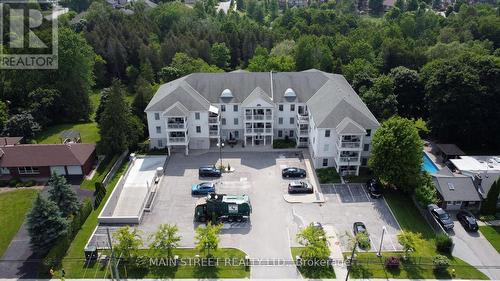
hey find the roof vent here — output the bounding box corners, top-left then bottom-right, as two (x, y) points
(284, 88), (296, 98)
(221, 89), (233, 98)
(448, 183), (455, 190)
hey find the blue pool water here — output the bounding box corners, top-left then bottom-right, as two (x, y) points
(422, 153), (439, 174)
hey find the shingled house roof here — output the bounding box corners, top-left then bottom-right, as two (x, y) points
(0, 143), (95, 167)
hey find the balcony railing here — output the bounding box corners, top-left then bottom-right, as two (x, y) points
(167, 123), (186, 129)
(209, 130), (219, 136)
(168, 137), (187, 143)
(297, 113), (309, 123)
(245, 128), (272, 134)
(339, 156), (359, 163)
(297, 129), (308, 136)
(208, 117), (219, 124)
(245, 114), (272, 121)
(340, 142), (361, 148)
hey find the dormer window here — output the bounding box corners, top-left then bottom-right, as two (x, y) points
(284, 88), (296, 98)
(220, 88), (233, 98)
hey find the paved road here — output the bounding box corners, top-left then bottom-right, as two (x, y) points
(451, 218), (500, 280)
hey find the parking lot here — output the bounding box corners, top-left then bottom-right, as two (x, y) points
(102, 151), (402, 277)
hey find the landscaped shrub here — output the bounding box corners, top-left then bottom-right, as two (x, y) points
(24, 180), (37, 187)
(8, 178), (19, 187)
(0, 180), (9, 187)
(435, 234), (453, 254)
(272, 139), (296, 149)
(94, 182), (107, 209)
(385, 256), (400, 269)
(432, 254), (450, 272)
(316, 168), (341, 184)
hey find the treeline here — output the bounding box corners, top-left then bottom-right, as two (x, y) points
(1, 0), (499, 150)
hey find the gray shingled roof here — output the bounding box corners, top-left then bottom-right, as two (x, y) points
(145, 70), (379, 130)
(432, 175), (481, 202)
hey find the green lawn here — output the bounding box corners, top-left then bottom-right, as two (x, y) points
(480, 225), (500, 253)
(79, 156), (118, 191)
(346, 167), (373, 183)
(34, 122), (100, 144)
(0, 189), (38, 257)
(291, 247), (336, 278)
(316, 167), (341, 184)
(59, 161), (129, 277)
(347, 192), (488, 279)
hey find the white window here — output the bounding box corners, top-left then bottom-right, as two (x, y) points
(325, 130), (330, 137)
(278, 118), (283, 124)
(67, 166), (83, 175)
(154, 113), (160, 120)
(221, 118), (226, 125)
(221, 105), (226, 112)
(158, 139), (163, 147)
(156, 126), (161, 134)
(322, 159), (328, 167)
(324, 144), (329, 151)
(233, 105), (238, 112)
(18, 166), (40, 175)
(290, 104), (295, 111)
(234, 118), (239, 125)
(289, 117), (294, 124)
(195, 112), (200, 120)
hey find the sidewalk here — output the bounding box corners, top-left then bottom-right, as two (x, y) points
(324, 225), (348, 280)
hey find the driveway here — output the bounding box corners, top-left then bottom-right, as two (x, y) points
(451, 217), (500, 279)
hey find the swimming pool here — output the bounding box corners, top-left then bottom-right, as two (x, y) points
(422, 153), (439, 174)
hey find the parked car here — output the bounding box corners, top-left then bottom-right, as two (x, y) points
(199, 165), (221, 177)
(456, 210), (479, 232)
(366, 179), (382, 198)
(427, 204), (454, 230)
(282, 167), (306, 178)
(191, 182), (216, 195)
(288, 181), (313, 194)
(311, 222), (323, 230)
(353, 222), (370, 247)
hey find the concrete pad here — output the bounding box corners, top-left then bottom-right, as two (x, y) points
(112, 156), (166, 217)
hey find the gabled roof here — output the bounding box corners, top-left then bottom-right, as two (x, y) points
(432, 174), (481, 202)
(336, 117), (366, 135)
(163, 101), (189, 117)
(241, 87), (274, 108)
(0, 143), (95, 167)
(145, 77), (210, 112)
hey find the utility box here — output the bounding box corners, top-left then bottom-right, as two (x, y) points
(84, 245), (98, 261)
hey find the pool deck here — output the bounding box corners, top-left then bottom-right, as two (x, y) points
(424, 145), (445, 169)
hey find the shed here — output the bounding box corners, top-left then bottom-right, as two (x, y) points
(434, 143), (465, 162)
(60, 130), (81, 144)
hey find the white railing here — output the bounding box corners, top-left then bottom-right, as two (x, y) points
(209, 131), (219, 136)
(298, 129), (308, 135)
(208, 117), (219, 123)
(265, 115), (272, 120)
(167, 123), (186, 129)
(339, 157), (359, 163)
(169, 137), (186, 143)
(245, 128), (272, 134)
(341, 142), (361, 148)
(297, 114), (309, 122)
(254, 115), (264, 120)
(254, 128), (264, 133)
(265, 128), (272, 133)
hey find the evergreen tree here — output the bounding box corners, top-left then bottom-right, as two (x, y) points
(481, 180), (500, 215)
(369, 0), (384, 14)
(236, 0), (245, 10)
(27, 194), (69, 252)
(48, 173), (80, 217)
(210, 43), (231, 69)
(132, 76), (154, 125)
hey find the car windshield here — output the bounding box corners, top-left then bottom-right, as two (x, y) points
(200, 183), (212, 188)
(356, 225), (366, 232)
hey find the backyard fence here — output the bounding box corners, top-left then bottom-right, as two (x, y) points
(411, 196), (448, 236)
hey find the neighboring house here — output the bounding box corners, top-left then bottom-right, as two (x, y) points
(0, 143), (96, 180)
(450, 155), (500, 207)
(383, 0), (395, 10)
(145, 70), (380, 175)
(433, 143), (465, 163)
(432, 168), (482, 210)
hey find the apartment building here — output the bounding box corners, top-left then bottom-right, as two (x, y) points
(145, 70), (379, 175)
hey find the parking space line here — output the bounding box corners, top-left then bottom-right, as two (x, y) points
(388, 231), (397, 251)
(346, 184), (355, 202)
(332, 184), (341, 203)
(360, 184), (371, 202)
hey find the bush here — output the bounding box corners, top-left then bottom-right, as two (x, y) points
(8, 178), (19, 187)
(435, 234), (453, 254)
(316, 168), (341, 184)
(432, 254), (450, 272)
(24, 180), (36, 187)
(272, 139), (296, 149)
(385, 256), (400, 269)
(0, 180), (9, 187)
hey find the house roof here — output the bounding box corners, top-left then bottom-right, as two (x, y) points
(0, 137), (23, 146)
(0, 143), (96, 167)
(432, 175), (481, 202)
(436, 143), (465, 156)
(163, 102), (189, 117)
(336, 117), (366, 135)
(145, 70), (379, 130)
(60, 130), (81, 141)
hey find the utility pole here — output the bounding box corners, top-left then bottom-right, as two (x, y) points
(345, 236), (358, 281)
(377, 226), (387, 257)
(106, 228), (120, 281)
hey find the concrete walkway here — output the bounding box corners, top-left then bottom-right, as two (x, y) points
(324, 225), (348, 280)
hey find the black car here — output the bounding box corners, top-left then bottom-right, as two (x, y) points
(198, 165), (221, 177)
(353, 222), (370, 246)
(282, 167), (306, 178)
(366, 179), (382, 198)
(427, 204), (454, 230)
(457, 210), (479, 232)
(288, 181), (313, 194)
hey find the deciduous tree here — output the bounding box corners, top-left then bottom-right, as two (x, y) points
(149, 224), (181, 257)
(195, 222), (222, 257)
(113, 226), (143, 260)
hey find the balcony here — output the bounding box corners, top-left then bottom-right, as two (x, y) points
(245, 114), (272, 121)
(245, 128), (272, 134)
(338, 157), (360, 165)
(208, 117), (219, 124)
(167, 123), (186, 130)
(168, 136), (188, 143)
(340, 142), (361, 149)
(297, 112), (309, 124)
(297, 129), (308, 136)
(209, 130), (219, 137)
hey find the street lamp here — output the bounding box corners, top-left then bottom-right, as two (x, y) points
(377, 226), (387, 257)
(217, 140), (224, 169)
